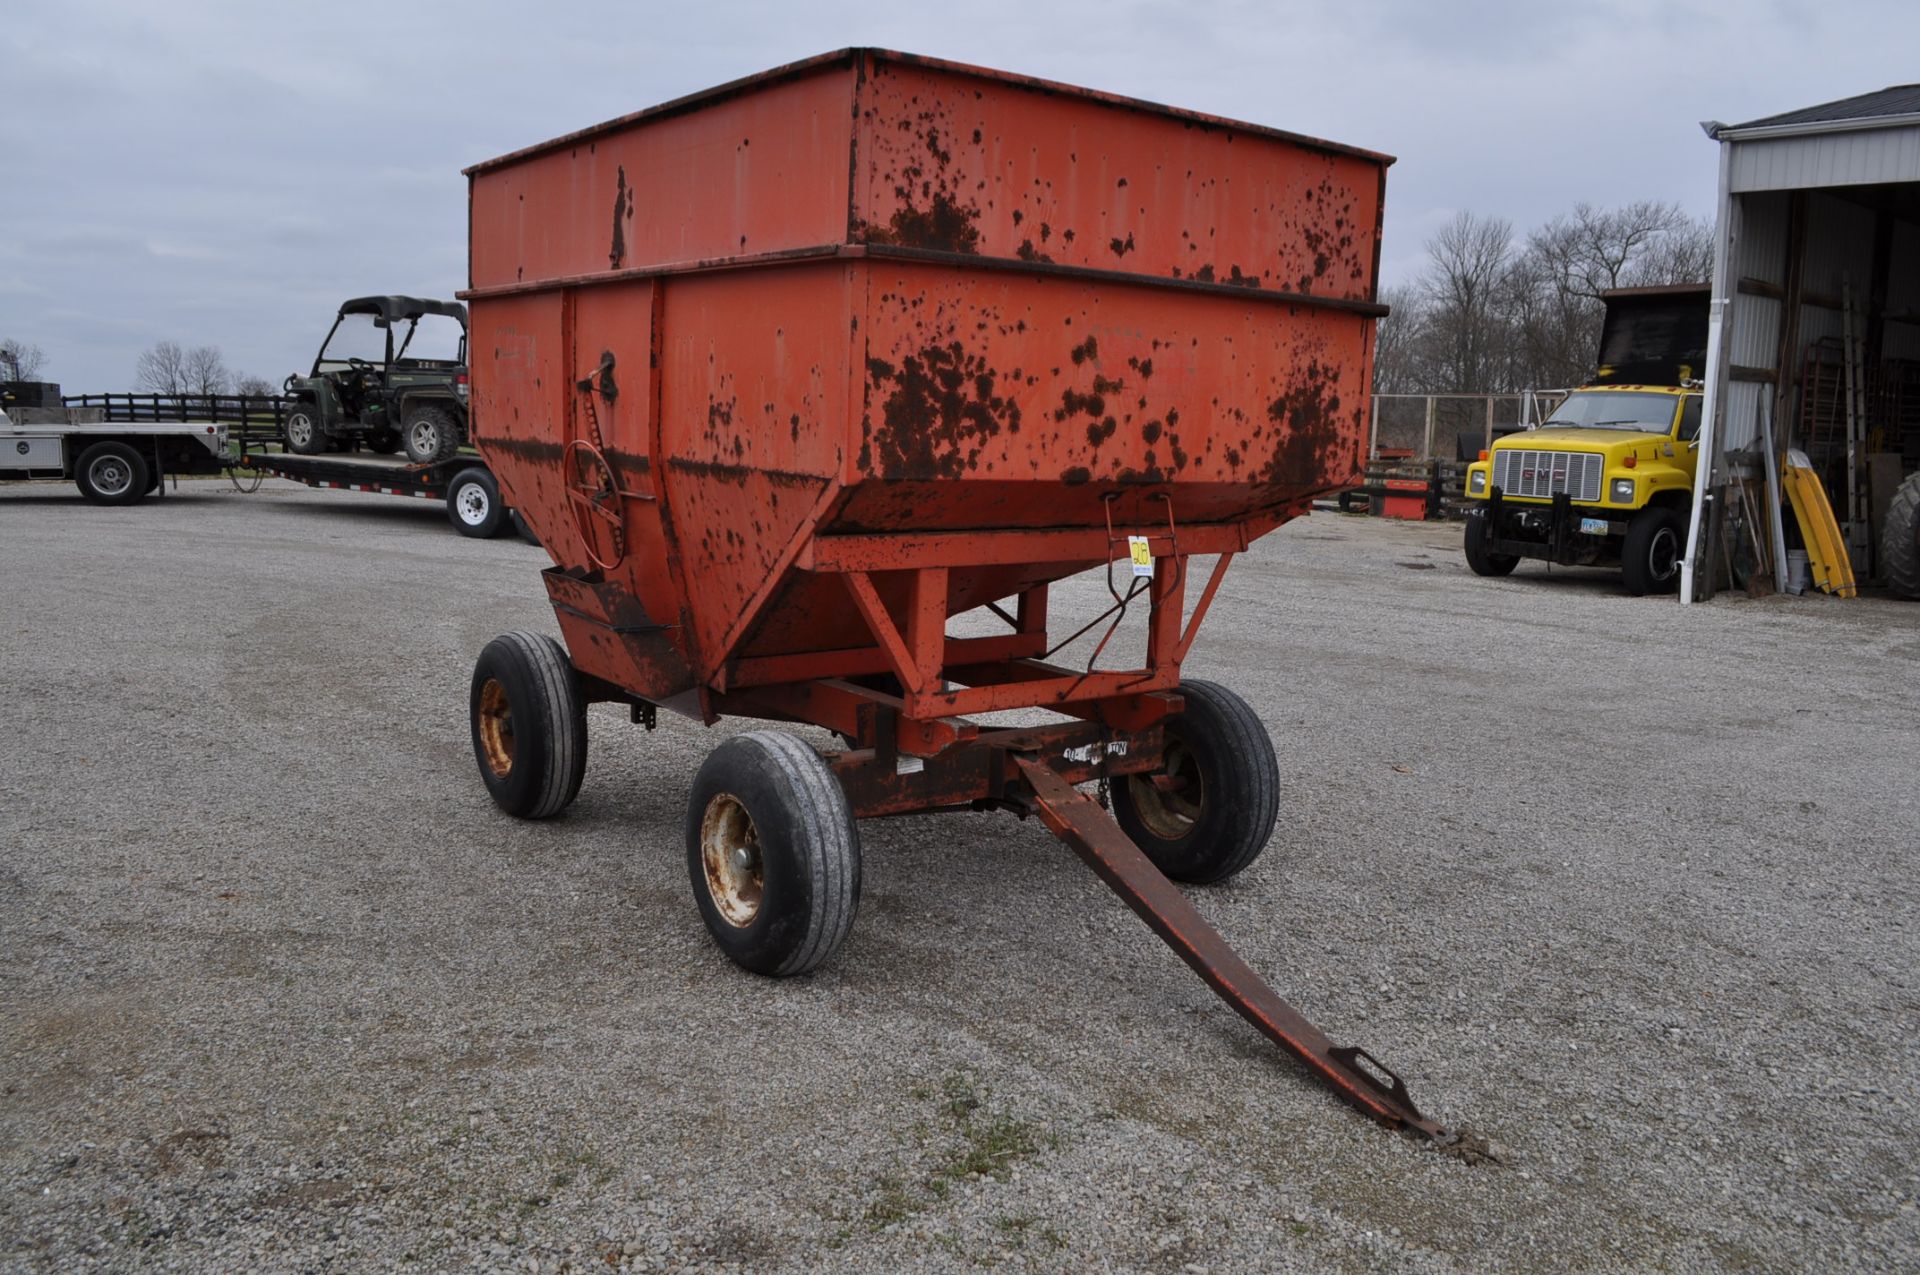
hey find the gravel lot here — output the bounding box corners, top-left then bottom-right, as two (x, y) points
(3, 478), (1917, 1274)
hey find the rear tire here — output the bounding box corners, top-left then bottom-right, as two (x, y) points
(1882, 471), (1920, 600)
(1622, 506), (1684, 596)
(685, 732), (861, 976)
(1463, 509), (1519, 577)
(1110, 680), (1279, 884)
(404, 404), (461, 465)
(446, 467), (507, 538)
(470, 632), (588, 819)
(284, 405), (326, 455)
(74, 442), (150, 506)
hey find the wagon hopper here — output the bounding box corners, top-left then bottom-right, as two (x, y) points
(461, 49), (1454, 1142)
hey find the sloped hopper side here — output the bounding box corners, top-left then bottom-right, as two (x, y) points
(463, 49), (1389, 711)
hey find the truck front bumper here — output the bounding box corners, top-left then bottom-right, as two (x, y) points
(1476, 488), (1627, 566)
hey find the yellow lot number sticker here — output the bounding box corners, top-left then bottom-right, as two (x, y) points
(1128, 535), (1154, 578)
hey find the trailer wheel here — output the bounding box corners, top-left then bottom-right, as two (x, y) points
(404, 404), (461, 465)
(284, 406), (326, 455)
(1463, 510), (1519, 577)
(469, 631), (588, 819)
(1621, 506), (1684, 596)
(1110, 680), (1279, 884)
(510, 509), (541, 547)
(74, 442), (150, 506)
(1882, 471), (1920, 601)
(685, 732), (861, 977)
(447, 467), (507, 538)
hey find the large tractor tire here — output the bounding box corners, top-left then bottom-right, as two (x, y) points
(1882, 471), (1920, 601)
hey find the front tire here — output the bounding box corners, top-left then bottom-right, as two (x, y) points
(403, 404), (461, 465)
(1463, 509), (1519, 577)
(446, 466), (507, 538)
(74, 442), (150, 506)
(1622, 506), (1684, 596)
(685, 732), (861, 977)
(469, 631), (588, 819)
(1110, 680), (1280, 884)
(284, 405), (326, 455)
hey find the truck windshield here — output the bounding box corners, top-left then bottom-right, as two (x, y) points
(317, 313), (388, 371)
(393, 313), (465, 366)
(1542, 391), (1678, 432)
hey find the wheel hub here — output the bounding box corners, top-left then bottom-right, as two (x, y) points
(1126, 736), (1205, 841)
(476, 677), (515, 778)
(458, 485), (489, 524)
(700, 793), (764, 927)
(92, 458), (131, 495)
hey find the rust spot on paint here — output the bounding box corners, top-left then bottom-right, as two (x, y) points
(609, 166), (632, 270)
(862, 344), (1021, 479)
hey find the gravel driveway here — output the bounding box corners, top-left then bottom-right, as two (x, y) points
(2, 480), (1915, 1273)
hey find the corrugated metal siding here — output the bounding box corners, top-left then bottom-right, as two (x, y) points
(1717, 191), (1790, 454)
(1795, 193), (1879, 354)
(1727, 124), (1920, 192)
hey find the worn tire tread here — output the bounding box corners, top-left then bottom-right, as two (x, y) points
(1883, 471), (1920, 601)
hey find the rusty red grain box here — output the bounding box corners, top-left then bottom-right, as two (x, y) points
(462, 47), (1390, 720)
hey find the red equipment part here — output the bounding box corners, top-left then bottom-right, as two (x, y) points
(461, 49), (1459, 1144)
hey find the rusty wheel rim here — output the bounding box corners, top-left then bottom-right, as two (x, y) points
(1127, 736), (1205, 841)
(477, 677), (515, 779)
(700, 793), (764, 928)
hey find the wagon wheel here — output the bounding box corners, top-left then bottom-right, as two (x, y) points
(563, 439), (626, 570)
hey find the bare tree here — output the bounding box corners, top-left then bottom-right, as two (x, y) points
(1371, 284), (1428, 395)
(0, 338), (47, 382)
(234, 374), (278, 397)
(1419, 211), (1517, 393)
(136, 341), (190, 394)
(184, 345), (231, 396)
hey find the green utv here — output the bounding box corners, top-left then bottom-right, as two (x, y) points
(282, 296), (470, 463)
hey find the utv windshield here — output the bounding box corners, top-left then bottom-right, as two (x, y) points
(1542, 391), (1680, 433)
(393, 313), (465, 366)
(315, 313), (388, 372)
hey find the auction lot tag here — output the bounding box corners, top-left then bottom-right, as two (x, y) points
(1128, 535), (1154, 578)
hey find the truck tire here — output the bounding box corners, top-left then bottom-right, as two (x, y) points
(74, 442), (150, 506)
(1622, 506), (1684, 596)
(1463, 510), (1519, 577)
(284, 405), (326, 455)
(404, 404), (460, 465)
(446, 466), (507, 538)
(685, 731), (861, 977)
(470, 631), (588, 819)
(1882, 471), (1920, 600)
(1109, 679), (1279, 884)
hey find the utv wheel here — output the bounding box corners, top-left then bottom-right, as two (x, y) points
(1111, 680), (1280, 884)
(1622, 506), (1684, 596)
(446, 466), (507, 538)
(1463, 510), (1519, 577)
(404, 404), (460, 464)
(364, 427), (402, 454)
(74, 442), (150, 506)
(283, 406), (326, 455)
(1882, 471), (1920, 601)
(470, 631), (587, 819)
(685, 732), (861, 977)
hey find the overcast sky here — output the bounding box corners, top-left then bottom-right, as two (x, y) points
(5, 0), (1917, 392)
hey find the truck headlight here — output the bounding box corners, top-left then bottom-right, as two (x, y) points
(1469, 470), (1486, 494)
(1610, 477), (1635, 503)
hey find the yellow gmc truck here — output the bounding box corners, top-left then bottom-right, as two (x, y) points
(1462, 384), (1702, 595)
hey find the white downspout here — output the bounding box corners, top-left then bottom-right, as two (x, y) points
(1682, 126), (1736, 605)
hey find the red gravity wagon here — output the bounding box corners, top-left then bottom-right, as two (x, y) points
(459, 49), (1453, 1142)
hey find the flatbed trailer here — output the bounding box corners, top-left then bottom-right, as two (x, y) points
(234, 449), (521, 539)
(1, 406), (230, 504)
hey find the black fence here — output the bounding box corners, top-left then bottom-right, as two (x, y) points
(63, 393), (288, 447)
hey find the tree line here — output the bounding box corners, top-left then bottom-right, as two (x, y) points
(0, 335), (275, 397)
(1374, 201), (1713, 395)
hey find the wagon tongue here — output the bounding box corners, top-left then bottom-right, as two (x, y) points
(1013, 755), (1452, 1143)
